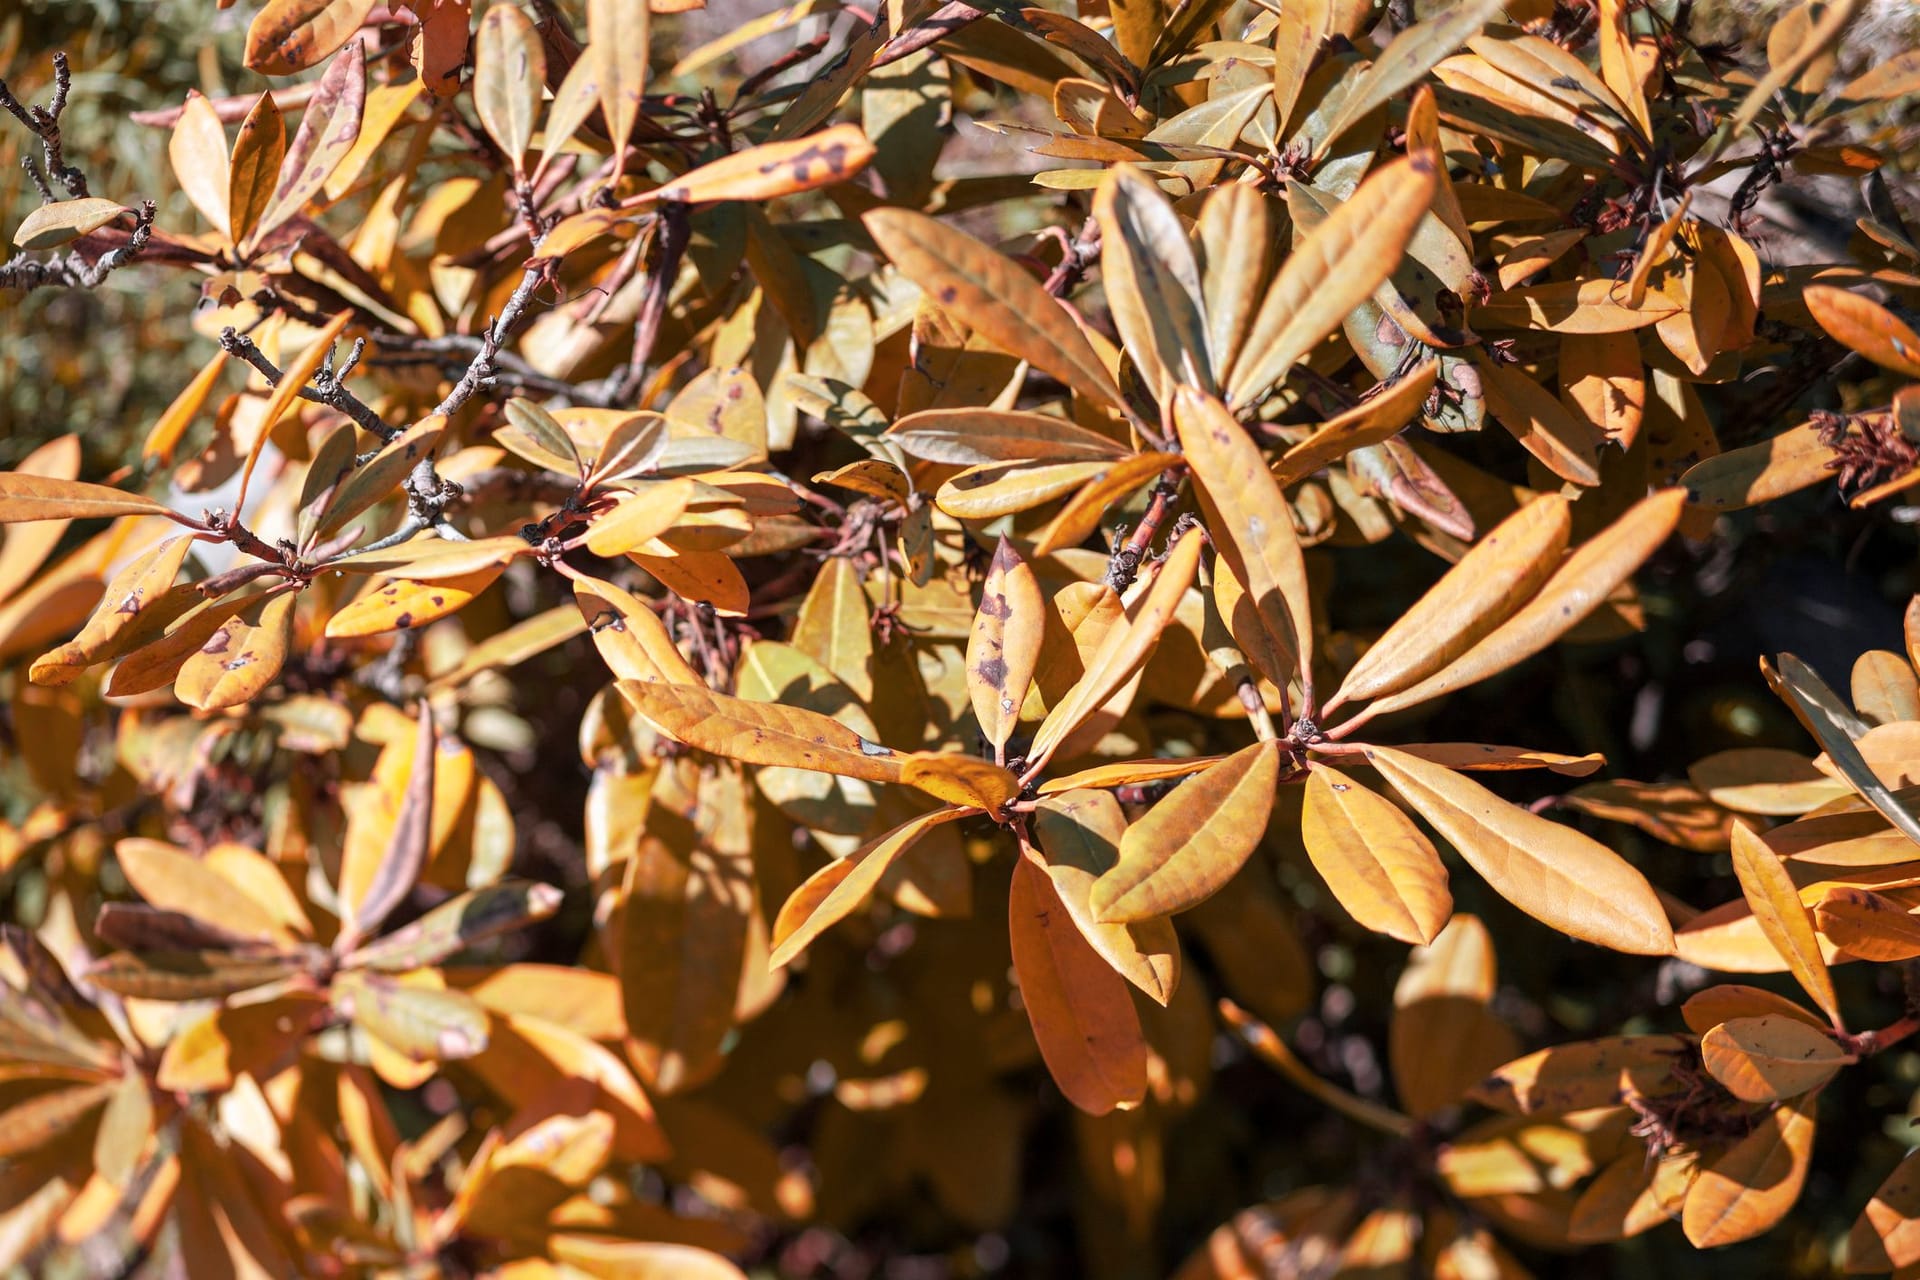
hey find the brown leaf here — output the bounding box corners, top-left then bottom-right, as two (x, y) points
(1009, 853), (1149, 1116)
(864, 207), (1130, 417)
(245, 0), (377, 74)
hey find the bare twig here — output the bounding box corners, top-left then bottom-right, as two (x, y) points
(0, 52), (89, 199)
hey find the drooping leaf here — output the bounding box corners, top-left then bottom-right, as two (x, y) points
(474, 2), (545, 175)
(589, 0), (651, 186)
(1681, 1093), (1818, 1247)
(1009, 853), (1149, 1116)
(1729, 819), (1841, 1024)
(1301, 765), (1451, 945)
(768, 807), (967, 966)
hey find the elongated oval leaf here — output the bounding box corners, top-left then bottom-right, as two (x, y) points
(968, 537), (1044, 757)
(1361, 489), (1685, 718)
(1227, 154), (1437, 407)
(475, 2), (545, 175)
(1302, 765), (1452, 945)
(1368, 745), (1674, 955)
(1091, 739), (1282, 923)
(1174, 387), (1314, 700)
(1009, 853), (1149, 1115)
(1331, 494), (1570, 709)
(1094, 165), (1212, 399)
(617, 680), (904, 783)
(864, 207), (1130, 417)
(769, 807), (967, 966)
(245, 0), (377, 74)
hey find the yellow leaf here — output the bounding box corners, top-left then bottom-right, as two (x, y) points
(1700, 1015), (1853, 1102)
(1330, 494), (1569, 710)
(585, 480), (696, 556)
(967, 536), (1043, 757)
(0, 473), (177, 524)
(617, 681), (904, 783)
(641, 123), (875, 205)
(1091, 739), (1281, 923)
(1357, 489), (1685, 718)
(1173, 387), (1313, 702)
(1093, 165), (1212, 399)
(115, 837), (297, 944)
(175, 591), (297, 711)
(1032, 789), (1180, 1005)
(884, 408), (1129, 465)
(324, 566), (503, 639)
(1681, 1094), (1817, 1247)
(1814, 886), (1920, 961)
(1226, 154), (1438, 406)
(474, 2), (545, 174)
(1849, 1149), (1920, 1273)
(791, 556), (874, 702)
(589, 0), (651, 186)
(227, 91), (286, 250)
(1028, 525), (1203, 771)
(768, 807), (967, 966)
(898, 752), (1020, 811)
(1680, 421), (1837, 511)
(168, 91), (231, 236)
(1272, 363), (1438, 487)
(1301, 765), (1451, 945)
(1730, 820), (1840, 1024)
(1367, 745), (1675, 955)
(1471, 1035), (1688, 1113)
(1009, 854), (1148, 1115)
(1390, 915), (1520, 1116)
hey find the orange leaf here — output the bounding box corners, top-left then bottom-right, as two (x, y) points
(245, 0), (377, 74)
(1699, 1015), (1852, 1102)
(1730, 820), (1841, 1025)
(769, 807), (967, 967)
(1681, 1094), (1817, 1247)
(1009, 853), (1148, 1115)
